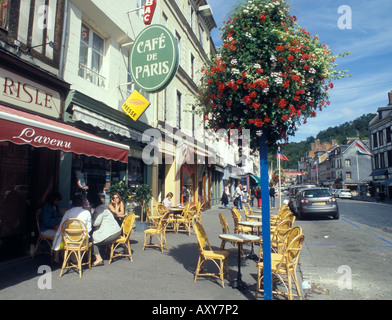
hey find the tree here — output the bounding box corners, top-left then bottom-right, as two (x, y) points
(195, 0), (349, 151)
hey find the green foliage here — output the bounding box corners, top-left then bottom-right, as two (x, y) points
(269, 113), (376, 169)
(133, 184), (152, 206)
(108, 182), (131, 204)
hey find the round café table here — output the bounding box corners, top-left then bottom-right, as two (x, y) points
(238, 221), (262, 260)
(218, 233), (260, 291)
(247, 214), (262, 221)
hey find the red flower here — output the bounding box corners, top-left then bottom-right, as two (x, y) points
(249, 91), (257, 99)
(277, 98), (288, 108)
(281, 115), (288, 121)
(283, 80), (290, 88)
(291, 74), (301, 81)
(226, 100), (233, 107)
(287, 54), (294, 61)
(276, 45), (284, 51)
(256, 68), (263, 74)
(243, 96), (253, 105)
(259, 14), (266, 21)
(252, 102), (260, 109)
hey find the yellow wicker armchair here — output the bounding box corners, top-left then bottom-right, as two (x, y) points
(109, 213), (136, 264)
(192, 221), (230, 288)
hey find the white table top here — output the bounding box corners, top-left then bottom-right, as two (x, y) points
(219, 233), (260, 243)
(238, 221), (262, 227)
(247, 215), (262, 220)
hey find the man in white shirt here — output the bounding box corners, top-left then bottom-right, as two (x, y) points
(235, 183), (244, 210)
(52, 194), (92, 263)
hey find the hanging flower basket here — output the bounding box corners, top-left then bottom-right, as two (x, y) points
(195, 0), (349, 151)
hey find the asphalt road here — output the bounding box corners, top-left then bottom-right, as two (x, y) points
(297, 198), (392, 300)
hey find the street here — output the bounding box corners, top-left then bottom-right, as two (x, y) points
(297, 198), (392, 300)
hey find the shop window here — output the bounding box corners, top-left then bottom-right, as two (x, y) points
(0, 143), (32, 260)
(71, 154), (133, 198)
(181, 165), (195, 204)
(78, 23), (106, 88)
(128, 158), (145, 192)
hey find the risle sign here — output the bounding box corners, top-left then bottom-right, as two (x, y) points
(129, 25), (179, 93)
(0, 67), (61, 118)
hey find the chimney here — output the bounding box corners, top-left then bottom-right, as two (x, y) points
(388, 90), (392, 105)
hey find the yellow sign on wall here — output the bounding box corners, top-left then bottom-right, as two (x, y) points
(121, 90), (150, 121)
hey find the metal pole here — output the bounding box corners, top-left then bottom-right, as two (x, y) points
(278, 146), (281, 208)
(259, 131), (272, 300)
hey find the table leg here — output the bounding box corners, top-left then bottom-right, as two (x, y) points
(245, 227), (258, 261)
(230, 243), (249, 291)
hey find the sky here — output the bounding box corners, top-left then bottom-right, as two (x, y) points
(208, 0), (392, 143)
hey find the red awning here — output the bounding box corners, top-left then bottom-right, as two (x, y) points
(0, 105), (130, 163)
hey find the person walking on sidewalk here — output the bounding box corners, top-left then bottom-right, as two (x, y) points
(234, 183), (244, 210)
(269, 185), (276, 209)
(255, 186), (261, 208)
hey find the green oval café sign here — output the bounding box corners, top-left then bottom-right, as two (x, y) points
(129, 25), (179, 93)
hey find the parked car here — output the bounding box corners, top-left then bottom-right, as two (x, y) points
(336, 189), (352, 199)
(288, 184), (316, 214)
(295, 187), (339, 220)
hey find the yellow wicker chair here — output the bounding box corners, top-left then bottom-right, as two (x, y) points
(258, 219), (293, 261)
(255, 234), (305, 300)
(33, 209), (54, 261)
(243, 205), (258, 222)
(192, 221), (230, 288)
(109, 213), (136, 264)
(146, 203), (160, 227)
(194, 202), (204, 224)
(231, 208), (253, 234)
(142, 212), (170, 253)
(271, 219), (293, 254)
(175, 204), (191, 235)
(218, 213), (232, 250)
(59, 219), (92, 278)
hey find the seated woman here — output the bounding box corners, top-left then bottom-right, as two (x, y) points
(162, 192), (173, 209)
(40, 192), (63, 237)
(108, 192), (125, 220)
(88, 193), (121, 266)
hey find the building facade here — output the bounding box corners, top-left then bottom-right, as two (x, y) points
(368, 90), (392, 199)
(0, 0), (256, 261)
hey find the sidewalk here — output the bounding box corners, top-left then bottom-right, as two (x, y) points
(0, 205), (282, 300)
(351, 195), (392, 205)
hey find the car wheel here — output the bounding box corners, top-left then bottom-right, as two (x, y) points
(333, 212), (340, 220)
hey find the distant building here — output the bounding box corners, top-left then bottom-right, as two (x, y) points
(368, 90), (392, 199)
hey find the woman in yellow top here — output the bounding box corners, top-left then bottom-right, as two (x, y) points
(108, 192), (125, 220)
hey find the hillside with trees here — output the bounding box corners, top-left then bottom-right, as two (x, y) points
(268, 113), (376, 170)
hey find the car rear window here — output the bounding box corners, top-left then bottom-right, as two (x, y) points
(303, 189), (332, 197)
